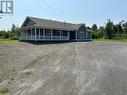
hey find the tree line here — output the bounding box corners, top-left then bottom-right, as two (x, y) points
(92, 19), (127, 39)
(0, 24), (20, 40)
(1, 19), (127, 40)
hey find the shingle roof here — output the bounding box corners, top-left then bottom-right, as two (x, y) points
(21, 16), (84, 31)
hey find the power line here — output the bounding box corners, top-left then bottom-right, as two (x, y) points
(31, 0), (54, 19)
(39, 0), (63, 21)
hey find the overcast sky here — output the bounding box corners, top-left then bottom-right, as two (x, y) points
(0, 0), (127, 30)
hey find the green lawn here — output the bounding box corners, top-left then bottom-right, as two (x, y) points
(94, 38), (127, 42)
(0, 39), (19, 42)
(1, 38), (127, 43)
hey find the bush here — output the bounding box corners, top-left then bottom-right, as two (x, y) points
(23, 69), (33, 76)
(10, 36), (19, 40)
(0, 87), (9, 94)
(24, 70), (33, 76)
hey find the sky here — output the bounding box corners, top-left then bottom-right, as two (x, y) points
(0, 0), (127, 30)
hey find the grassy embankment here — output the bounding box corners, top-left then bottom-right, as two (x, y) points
(94, 38), (127, 42)
(0, 38), (19, 42)
(1, 38), (127, 42)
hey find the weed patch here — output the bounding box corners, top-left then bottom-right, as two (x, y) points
(0, 87), (9, 94)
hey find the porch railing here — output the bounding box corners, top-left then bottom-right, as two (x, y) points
(20, 35), (69, 41)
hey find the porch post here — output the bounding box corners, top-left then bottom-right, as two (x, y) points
(25, 29), (28, 40)
(68, 31), (70, 40)
(76, 30), (78, 40)
(51, 29), (53, 40)
(23, 30), (25, 40)
(43, 29), (45, 40)
(39, 28), (40, 40)
(35, 28), (37, 41)
(31, 29), (32, 40)
(60, 30), (62, 40)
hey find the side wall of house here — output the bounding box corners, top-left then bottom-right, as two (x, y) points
(87, 31), (92, 39)
(77, 25), (92, 40)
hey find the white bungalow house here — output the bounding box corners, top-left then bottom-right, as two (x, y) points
(20, 16), (92, 41)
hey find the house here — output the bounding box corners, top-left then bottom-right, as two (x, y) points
(20, 16), (92, 41)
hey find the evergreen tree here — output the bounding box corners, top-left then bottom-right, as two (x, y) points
(105, 19), (114, 39)
(91, 24), (98, 39)
(98, 26), (105, 38)
(123, 22), (127, 37)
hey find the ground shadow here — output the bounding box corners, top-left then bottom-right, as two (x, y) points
(19, 40), (92, 45)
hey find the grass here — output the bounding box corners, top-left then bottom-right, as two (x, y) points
(0, 38), (19, 42)
(94, 38), (127, 42)
(21, 69), (34, 79)
(0, 87), (9, 94)
(24, 70), (33, 76)
(23, 69), (33, 76)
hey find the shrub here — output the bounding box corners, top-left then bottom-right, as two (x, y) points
(24, 70), (33, 76)
(10, 36), (19, 40)
(0, 87), (9, 94)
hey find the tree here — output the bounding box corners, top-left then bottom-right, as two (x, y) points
(11, 23), (20, 37)
(11, 23), (17, 36)
(0, 30), (9, 38)
(112, 24), (117, 37)
(122, 22), (127, 37)
(91, 24), (98, 39)
(98, 26), (105, 38)
(105, 19), (114, 39)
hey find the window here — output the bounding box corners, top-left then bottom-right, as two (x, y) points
(53, 30), (60, 36)
(27, 29), (31, 35)
(32, 28), (35, 35)
(24, 30), (26, 35)
(36, 28), (39, 35)
(45, 29), (51, 36)
(40, 29), (43, 35)
(62, 31), (68, 36)
(79, 31), (84, 38)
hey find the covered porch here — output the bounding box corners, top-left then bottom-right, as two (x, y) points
(21, 28), (70, 41)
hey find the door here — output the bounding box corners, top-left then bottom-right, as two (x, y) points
(70, 31), (76, 40)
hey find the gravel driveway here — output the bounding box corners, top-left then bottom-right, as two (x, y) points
(0, 41), (127, 95)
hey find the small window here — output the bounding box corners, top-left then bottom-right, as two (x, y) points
(36, 28), (39, 35)
(45, 29), (51, 36)
(32, 29), (35, 35)
(79, 31), (84, 38)
(40, 29), (43, 35)
(62, 31), (68, 36)
(27, 29), (31, 35)
(53, 30), (60, 36)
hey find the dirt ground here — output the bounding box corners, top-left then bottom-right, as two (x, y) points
(0, 41), (127, 95)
